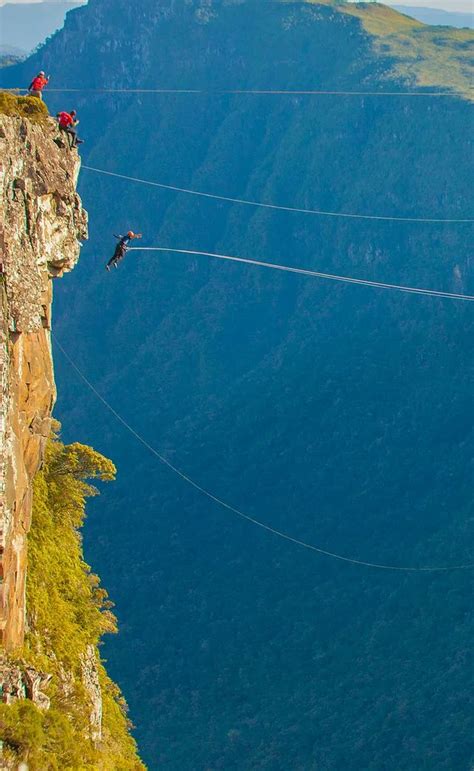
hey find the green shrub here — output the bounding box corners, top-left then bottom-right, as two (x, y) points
(0, 91), (49, 122)
(0, 428), (145, 769)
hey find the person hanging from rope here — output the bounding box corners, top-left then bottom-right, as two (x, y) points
(106, 231), (143, 270)
(27, 71), (50, 99)
(56, 110), (84, 149)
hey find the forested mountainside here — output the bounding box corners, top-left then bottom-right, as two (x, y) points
(2, 1), (472, 768)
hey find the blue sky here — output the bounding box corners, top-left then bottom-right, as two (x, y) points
(0, 0), (472, 11)
(386, 0), (473, 11)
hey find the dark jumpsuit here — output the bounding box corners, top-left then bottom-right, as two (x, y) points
(107, 235), (132, 268)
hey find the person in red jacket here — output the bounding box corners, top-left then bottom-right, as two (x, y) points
(56, 110), (84, 149)
(28, 71), (50, 99)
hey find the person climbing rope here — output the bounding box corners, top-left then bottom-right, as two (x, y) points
(27, 71), (50, 99)
(106, 232), (143, 270)
(56, 110), (84, 149)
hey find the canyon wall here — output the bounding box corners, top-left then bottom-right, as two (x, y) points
(0, 113), (87, 649)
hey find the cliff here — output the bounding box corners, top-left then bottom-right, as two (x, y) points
(0, 104), (87, 649)
(0, 98), (143, 769)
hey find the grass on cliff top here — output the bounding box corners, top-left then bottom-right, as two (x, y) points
(305, 1), (473, 99)
(0, 91), (49, 122)
(0, 427), (145, 770)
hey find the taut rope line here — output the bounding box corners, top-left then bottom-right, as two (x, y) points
(5, 86), (471, 97)
(82, 166), (474, 225)
(53, 337), (474, 572)
(129, 247), (474, 301)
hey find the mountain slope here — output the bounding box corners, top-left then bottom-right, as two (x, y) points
(393, 6), (473, 29)
(2, 2), (472, 768)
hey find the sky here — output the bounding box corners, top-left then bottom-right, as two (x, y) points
(386, 0), (473, 11)
(0, 0), (472, 11)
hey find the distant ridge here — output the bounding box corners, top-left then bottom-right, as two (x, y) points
(0, 44), (26, 57)
(0, 1), (85, 53)
(393, 5), (473, 28)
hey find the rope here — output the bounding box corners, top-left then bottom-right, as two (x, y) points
(82, 166), (474, 225)
(53, 336), (474, 572)
(6, 87), (471, 97)
(128, 247), (474, 301)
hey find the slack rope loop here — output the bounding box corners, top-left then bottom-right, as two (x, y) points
(129, 247), (474, 301)
(82, 166), (474, 224)
(53, 335), (474, 572)
(5, 87), (472, 97)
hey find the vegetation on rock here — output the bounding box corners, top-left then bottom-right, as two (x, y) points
(0, 427), (144, 770)
(0, 91), (49, 122)
(342, 2), (474, 97)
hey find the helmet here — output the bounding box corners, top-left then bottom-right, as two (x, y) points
(71, 110), (77, 116)
(39, 71), (45, 76)
(127, 231), (135, 238)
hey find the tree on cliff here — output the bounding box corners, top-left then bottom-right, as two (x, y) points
(0, 427), (144, 770)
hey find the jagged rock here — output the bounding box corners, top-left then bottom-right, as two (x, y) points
(57, 662), (75, 699)
(81, 644), (103, 743)
(0, 113), (87, 650)
(0, 656), (51, 710)
(0, 657), (25, 703)
(0, 116), (87, 333)
(23, 665), (52, 711)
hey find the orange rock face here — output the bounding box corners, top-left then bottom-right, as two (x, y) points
(0, 114), (87, 649)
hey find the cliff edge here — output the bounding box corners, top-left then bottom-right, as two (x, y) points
(0, 99), (143, 769)
(0, 107), (87, 649)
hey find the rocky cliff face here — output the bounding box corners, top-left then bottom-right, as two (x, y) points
(0, 114), (87, 650)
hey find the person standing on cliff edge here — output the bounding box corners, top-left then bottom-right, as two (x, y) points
(27, 71), (50, 99)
